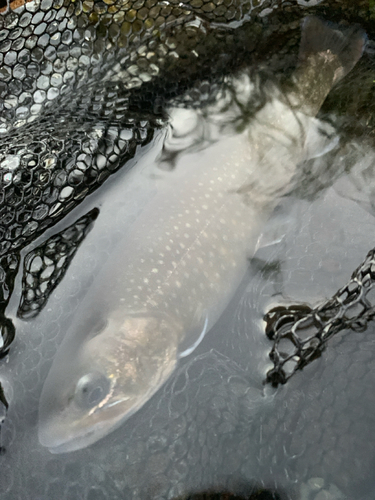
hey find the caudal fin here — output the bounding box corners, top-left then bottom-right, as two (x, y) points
(299, 16), (366, 82)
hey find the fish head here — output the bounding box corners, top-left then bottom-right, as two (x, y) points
(38, 311), (181, 453)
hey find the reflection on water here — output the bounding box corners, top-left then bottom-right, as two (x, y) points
(0, 2), (374, 500)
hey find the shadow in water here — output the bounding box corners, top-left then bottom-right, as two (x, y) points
(173, 486), (287, 499)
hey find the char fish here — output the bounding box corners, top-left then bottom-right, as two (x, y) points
(38, 17), (366, 453)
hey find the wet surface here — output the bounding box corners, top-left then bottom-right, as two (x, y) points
(0, 1), (375, 499)
(4, 172), (375, 500)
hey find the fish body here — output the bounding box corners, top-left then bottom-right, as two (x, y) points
(39, 130), (268, 453)
(38, 17), (365, 453)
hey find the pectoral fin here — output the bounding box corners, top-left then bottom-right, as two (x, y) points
(178, 311), (209, 358)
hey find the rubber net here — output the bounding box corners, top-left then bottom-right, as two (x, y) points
(265, 248), (375, 386)
(0, 0), (270, 357)
(0, 0), (373, 372)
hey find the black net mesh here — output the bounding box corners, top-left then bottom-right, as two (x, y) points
(0, 2), (375, 498)
(0, 0), (373, 432)
(0, 0), (265, 266)
(17, 206), (98, 319)
(265, 248), (375, 386)
(0, 0), (371, 263)
(0, 105), (162, 257)
(0, 252), (19, 308)
(0, 0), (222, 133)
(0, 0), (280, 330)
(0, 0), (265, 363)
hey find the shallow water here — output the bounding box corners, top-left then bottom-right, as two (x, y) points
(1, 6), (375, 500)
(2, 128), (375, 500)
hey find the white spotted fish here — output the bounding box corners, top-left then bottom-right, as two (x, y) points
(38, 17), (366, 453)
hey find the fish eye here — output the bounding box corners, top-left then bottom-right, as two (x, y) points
(74, 372), (111, 410)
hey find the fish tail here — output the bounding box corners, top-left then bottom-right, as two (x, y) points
(299, 16), (367, 83)
(290, 16), (366, 116)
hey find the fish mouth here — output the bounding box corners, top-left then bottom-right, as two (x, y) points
(38, 389), (144, 453)
(39, 431), (93, 454)
(38, 414), (119, 454)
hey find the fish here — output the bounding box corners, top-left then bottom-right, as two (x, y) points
(37, 16), (366, 453)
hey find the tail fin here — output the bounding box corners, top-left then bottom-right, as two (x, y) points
(299, 16), (366, 82)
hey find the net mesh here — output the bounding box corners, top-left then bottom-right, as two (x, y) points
(265, 248), (375, 386)
(17, 206), (98, 319)
(0, 0), (283, 361)
(0, 1), (374, 497)
(0, 0), (373, 389)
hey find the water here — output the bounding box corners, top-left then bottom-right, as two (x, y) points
(1, 5), (375, 500)
(4, 145), (375, 500)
